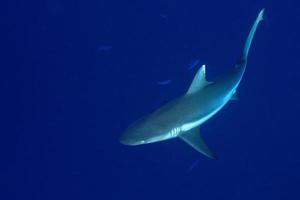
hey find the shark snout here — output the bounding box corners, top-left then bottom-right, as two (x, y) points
(119, 134), (132, 145)
(120, 128), (148, 146)
(119, 132), (140, 145)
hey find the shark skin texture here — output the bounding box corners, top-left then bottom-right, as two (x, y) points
(120, 9), (264, 159)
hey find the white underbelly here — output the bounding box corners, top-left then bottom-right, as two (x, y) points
(180, 93), (233, 132)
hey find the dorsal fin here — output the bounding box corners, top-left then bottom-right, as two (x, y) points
(186, 64), (211, 95)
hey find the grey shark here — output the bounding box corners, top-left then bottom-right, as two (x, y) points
(120, 9), (264, 159)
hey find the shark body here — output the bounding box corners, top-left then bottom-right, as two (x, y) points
(120, 9), (264, 159)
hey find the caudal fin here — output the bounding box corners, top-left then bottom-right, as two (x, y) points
(236, 9), (264, 69)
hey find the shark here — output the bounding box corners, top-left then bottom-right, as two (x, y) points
(120, 9), (264, 159)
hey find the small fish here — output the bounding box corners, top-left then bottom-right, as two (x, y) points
(160, 14), (169, 22)
(157, 80), (172, 85)
(97, 45), (112, 51)
(188, 59), (200, 70)
(186, 159), (200, 173)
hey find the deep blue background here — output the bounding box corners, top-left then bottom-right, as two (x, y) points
(1, 0), (300, 199)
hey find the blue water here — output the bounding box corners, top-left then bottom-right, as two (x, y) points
(2, 0), (300, 199)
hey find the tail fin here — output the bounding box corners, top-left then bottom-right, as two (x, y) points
(236, 9), (264, 69)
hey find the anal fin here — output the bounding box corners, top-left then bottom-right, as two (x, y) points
(179, 127), (217, 159)
(231, 92), (239, 100)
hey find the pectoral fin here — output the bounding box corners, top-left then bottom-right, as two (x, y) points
(180, 127), (217, 159)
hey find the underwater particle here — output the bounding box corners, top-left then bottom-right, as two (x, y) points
(157, 79), (172, 85)
(97, 45), (113, 52)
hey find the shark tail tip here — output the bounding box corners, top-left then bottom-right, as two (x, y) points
(258, 8), (265, 21)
